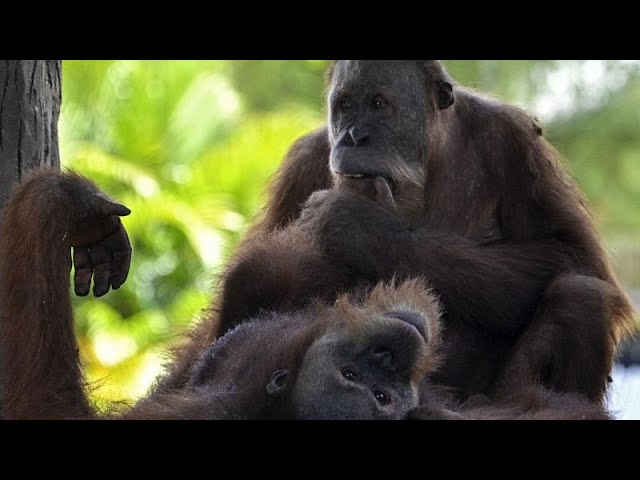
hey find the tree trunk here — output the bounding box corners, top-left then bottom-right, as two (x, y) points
(0, 60), (61, 417)
(0, 60), (61, 205)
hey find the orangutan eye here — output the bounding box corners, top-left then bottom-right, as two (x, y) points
(372, 388), (390, 405)
(372, 97), (385, 109)
(339, 98), (353, 111)
(341, 368), (360, 382)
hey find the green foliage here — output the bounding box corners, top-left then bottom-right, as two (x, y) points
(61, 60), (324, 401)
(60, 60), (640, 403)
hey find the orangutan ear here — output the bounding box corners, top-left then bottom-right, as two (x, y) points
(266, 369), (289, 396)
(437, 80), (454, 110)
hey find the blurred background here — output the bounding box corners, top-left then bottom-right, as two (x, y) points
(59, 60), (640, 417)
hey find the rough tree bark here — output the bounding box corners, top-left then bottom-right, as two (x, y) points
(0, 60), (62, 416)
(0, 60), (61, 205)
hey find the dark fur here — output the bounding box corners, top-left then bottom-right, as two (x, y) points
(0, 170), (133, 419)
(410, 384), (612, 420)
(175, 60), (635, 404)
(0, 170), (439, 419)
(0, 170), (611, 420)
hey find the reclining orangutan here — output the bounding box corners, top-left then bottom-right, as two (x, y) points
(0, 169), (611, 420)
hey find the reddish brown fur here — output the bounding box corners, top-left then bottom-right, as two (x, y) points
(172, 60), (636, 405)
(412, 384), (612, 420)
(0, 170), (610, 419)
(0, 62), (633, 420)
(0, 174), (441, 419)
(0, 170), (102, 418)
